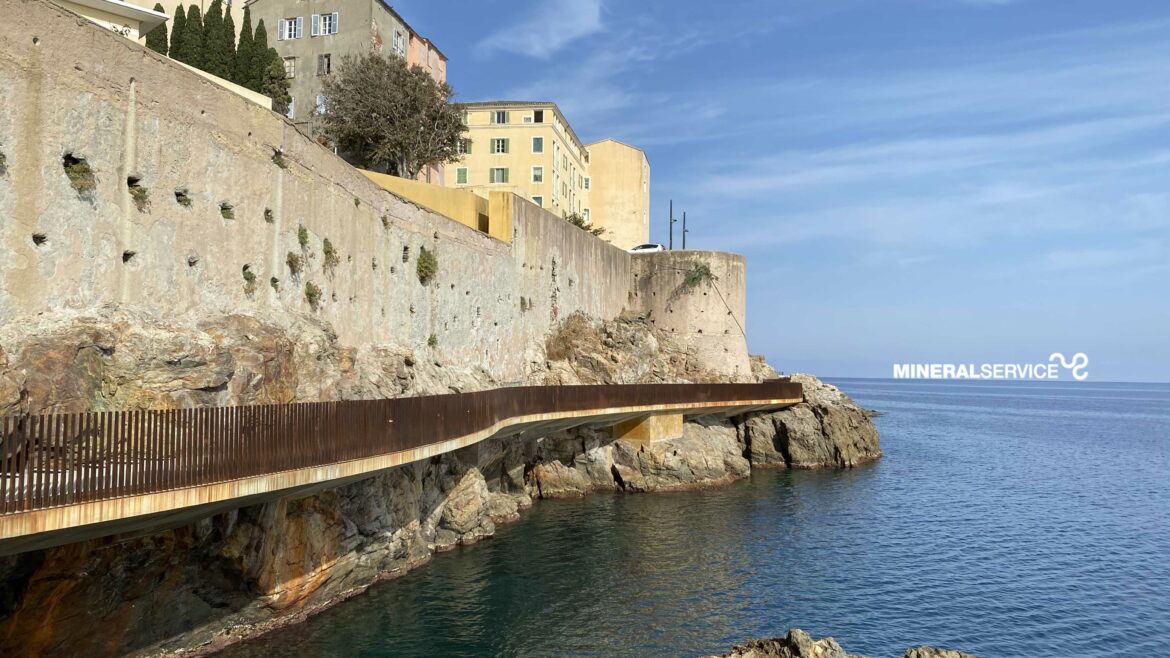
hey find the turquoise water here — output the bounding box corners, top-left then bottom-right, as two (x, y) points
(220, 380), (1170, 657)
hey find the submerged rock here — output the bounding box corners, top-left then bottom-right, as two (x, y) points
(708, 628), (976, 658)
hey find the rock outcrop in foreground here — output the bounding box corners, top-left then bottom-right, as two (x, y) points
(0, 311), (881, 657)
(709, 629), (976, 658)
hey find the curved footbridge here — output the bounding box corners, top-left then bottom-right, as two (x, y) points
(0, 382), (801, 555)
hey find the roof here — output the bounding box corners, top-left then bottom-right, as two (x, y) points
(67, 0), (168, 32)
(460, 101), (588, 154)
(587, 137), (647, 154)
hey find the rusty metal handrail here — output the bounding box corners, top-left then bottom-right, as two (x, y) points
(0, 382), (801, 516)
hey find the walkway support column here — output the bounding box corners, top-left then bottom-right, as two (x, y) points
(610, 413), (684, 446)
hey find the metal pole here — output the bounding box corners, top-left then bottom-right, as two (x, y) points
(682, 212), (688, 249)
(669, 200), (676, 249)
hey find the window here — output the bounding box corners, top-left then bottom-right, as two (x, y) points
(456, 168), (468, 184)
(583, 209), (590, 222)
(278, 16), (303, 40)
(315, 94), (327, 115)
(283, 56), (296, 78)
(286, 97), (295, 119)
(491, 110), (508, 124)
(490, 168), (509, 184)
(562, 155), (569, 170)
(532, 195), (543, 207)
(523, 115), (533, 124)
(457, 139), (471, 155)
(317, 53), (331, 76)
(312, 12), (338, 36)
(583, 176), (591, 190)
(533, 109), (544, 123)
(532, 136), (544, 153)
(532, 166), (543, 183)
(393, 30), (406, 56)
(492, 138), (508, 154)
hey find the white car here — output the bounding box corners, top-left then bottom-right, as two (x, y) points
(628, 243), (666, 254)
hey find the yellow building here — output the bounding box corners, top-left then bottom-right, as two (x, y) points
(60, 0), (168, 40)
(447, 101), (650, 248)
(586, 139), (650, 249)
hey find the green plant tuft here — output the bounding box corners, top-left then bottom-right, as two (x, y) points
(354, 197), (361, 207)
(242, 265), (256, 296)
(427, 333), (438, 348)
(381, 215), (391, 229)
(286, 251), (302, 276)
(0, 149), (8, 177)
(680, 262), (717, 293)
(220, 202), (235, 220)
(175, 188), (193, 207)
(128, 179), (150, 212)
(272, 151), (289, 169)
(63, 154), (96, 198)
(416, 245), (438, 285)
(305, 282), (322, 310)
(297, 224), (309, 249)
(263, 207), (274, 223)
(322, 238), (340, 272)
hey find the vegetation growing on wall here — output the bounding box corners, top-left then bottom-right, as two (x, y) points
(63, 154), (95, 199)
(305, 282), (322, 310)
(175, 188), (192, 207)
(427, 333), (438, 348)
(272, 150), (288, 169)
(545, 312), (593, 361)
(219, 202), (235, 220)
(0, 149), (7, 176)
(322, 239), (340, 273)
(270, 276), (280, 292)
(681, 262), (717, 291)
(297, 224), (310, 250)
(416, 246), (438, 285)
(263, 208), (274, 223)
(564, 212), (605, 237)
(127, 178), (150, 212)
(286, 252), (302, 276)
(320, 53), (466, 179)
(242, 264), (256, 296)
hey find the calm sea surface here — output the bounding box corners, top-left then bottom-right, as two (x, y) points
(221, 380), (1170, 658)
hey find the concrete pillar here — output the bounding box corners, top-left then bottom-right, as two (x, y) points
(611, 413), (683, 445)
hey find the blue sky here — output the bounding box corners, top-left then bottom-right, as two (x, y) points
(395, 0), (1170, 382)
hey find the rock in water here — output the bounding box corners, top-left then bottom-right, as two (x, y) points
(738, 373), (882, 469)
(708, 628), (977, 658)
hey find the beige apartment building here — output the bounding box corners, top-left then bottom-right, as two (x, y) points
(448, 101), (650, 248)
(246, 0), (447, 181)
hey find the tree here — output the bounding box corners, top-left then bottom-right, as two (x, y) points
(201, 0), (227, 78)
(144, 3), (168, 55)
(252, 19), (273, 91)
(182, 5), (204, 69)
(233, 6), (255, 87)
(565, 212), (606, 237)
(169, 5), (186, 61)
(320, 54), (466, 179)
(260, 48), (291, 115)
(222, 9), (237, 78)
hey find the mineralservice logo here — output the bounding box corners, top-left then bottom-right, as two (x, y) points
(893, 353), (1089, 381)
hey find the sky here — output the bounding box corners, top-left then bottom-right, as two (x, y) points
(394, 0), (1170, 382)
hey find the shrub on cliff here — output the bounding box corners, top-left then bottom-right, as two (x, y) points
(564, 212), (605, 237)
(320, 53), (466, 179)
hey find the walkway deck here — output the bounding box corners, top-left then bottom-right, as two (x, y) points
(0, 382), (802, 555)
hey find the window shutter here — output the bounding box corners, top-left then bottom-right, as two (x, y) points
(504, 111), (510, 124)
(277, 18), (286, 40)
(295, 16), (304, 39)
(503, 139), (509, 154)
(332, 12), (339, 34)
(311, 14), (319, 37)
(502, 169), (509, 184)
(465, 140), (471, 154)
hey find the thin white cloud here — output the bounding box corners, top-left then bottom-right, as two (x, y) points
(478, 0), (603, 59)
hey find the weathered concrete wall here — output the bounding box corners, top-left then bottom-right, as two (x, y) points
(0, 0), (641, 383)
(631, 250), (752, 380)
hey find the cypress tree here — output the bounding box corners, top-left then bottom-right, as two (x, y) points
(222, 9), (237, 79)
(260, 47), (291, 114)
(183, 5), (204, 69)
(234, 6), (255, 87)
(169, 5), (186, 61)
(144, 3), (168, 55)
(202, 0), (227, 78)
(252, 20), (271, 93)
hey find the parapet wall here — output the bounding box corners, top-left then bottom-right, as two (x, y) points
(0, 0), (746, 382)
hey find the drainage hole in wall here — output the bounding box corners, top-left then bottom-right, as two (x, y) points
(32, 233), (48, 247)
(122, 250), (137, 263)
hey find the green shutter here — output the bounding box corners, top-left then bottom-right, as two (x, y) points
(504, 111), (509, 124)
(457, 168), (467, 184)
(502, 168), (509, 184)
(503, 138), (509, 154)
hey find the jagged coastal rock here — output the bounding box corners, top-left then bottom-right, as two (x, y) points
(0, 311), (880, 657)
(709, 629), (976, 658)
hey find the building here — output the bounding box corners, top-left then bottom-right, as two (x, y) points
(585, 139), (650, 249)
(60, 0), (168, 40)
(245, 0), (447, 182)
(148, 1), (244, 38)
(447, 101), (650, 248)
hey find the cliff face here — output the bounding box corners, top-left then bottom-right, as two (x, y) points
(0, 310), (880, 657)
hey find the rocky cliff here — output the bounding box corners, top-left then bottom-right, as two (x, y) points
(0, 310), (880, 657)
(709, 629), (976, 658)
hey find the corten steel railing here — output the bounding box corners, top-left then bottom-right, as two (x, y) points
(0, 382), (800, 516)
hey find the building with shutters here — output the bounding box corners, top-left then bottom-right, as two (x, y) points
(446, 101), (650, 248)
(245, 0), (447, 181)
